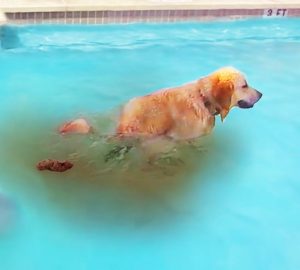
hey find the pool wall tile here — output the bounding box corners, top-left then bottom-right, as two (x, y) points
(289, 8), (300, 16)
(4, 8), (300, 25)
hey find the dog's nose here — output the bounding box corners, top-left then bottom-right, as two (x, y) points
(256, 90), (263, 100)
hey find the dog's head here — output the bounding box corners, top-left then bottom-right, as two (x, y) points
(199, 67), (262, 121)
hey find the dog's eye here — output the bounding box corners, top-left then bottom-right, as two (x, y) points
(242, 83), (248, 88)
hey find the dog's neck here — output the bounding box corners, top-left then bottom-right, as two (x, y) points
(196, 78), (220, 116)
(203, 98), (220, 116)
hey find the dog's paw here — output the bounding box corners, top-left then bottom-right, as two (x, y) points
(104, 145), (133, 163)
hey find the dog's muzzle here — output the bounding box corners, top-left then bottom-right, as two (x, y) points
(238, 90), (262, 109)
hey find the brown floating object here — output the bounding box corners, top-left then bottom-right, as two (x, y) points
(36, 159), (73, 172)
(59, 118), (91, 135)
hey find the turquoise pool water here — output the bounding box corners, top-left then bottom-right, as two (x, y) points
(0, 19), (300, 270)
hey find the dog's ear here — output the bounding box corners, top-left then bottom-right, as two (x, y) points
(211, 78), (234, 122)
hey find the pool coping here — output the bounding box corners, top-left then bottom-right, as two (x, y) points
(1, 1), (300, 25)
(2, 1), (300, 12)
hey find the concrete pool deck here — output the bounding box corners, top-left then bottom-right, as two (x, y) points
(1, 0), (300, 12)
(1, 0), (300, 24)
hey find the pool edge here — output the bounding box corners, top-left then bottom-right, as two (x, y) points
(1, 1), (300, 25)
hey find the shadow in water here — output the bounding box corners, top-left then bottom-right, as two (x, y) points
(0, 108), (240, 231)
(0, 26), (21, 50)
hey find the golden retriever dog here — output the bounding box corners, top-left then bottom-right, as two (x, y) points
(58, 67), (262, 162)
(60, 67), (262, 139)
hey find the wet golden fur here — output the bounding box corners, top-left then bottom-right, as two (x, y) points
(117, 67), (261, 141)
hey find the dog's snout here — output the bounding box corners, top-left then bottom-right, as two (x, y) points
(238, 89), (262, 109)
(238, 100), (253, 109)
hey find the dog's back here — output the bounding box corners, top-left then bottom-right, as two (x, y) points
(117, 82), (215, 140)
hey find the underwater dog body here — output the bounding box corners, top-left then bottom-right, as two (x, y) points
(35, 67), (262, 171)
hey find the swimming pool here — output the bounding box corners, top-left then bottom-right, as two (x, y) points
(0, 18), (300, 270)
